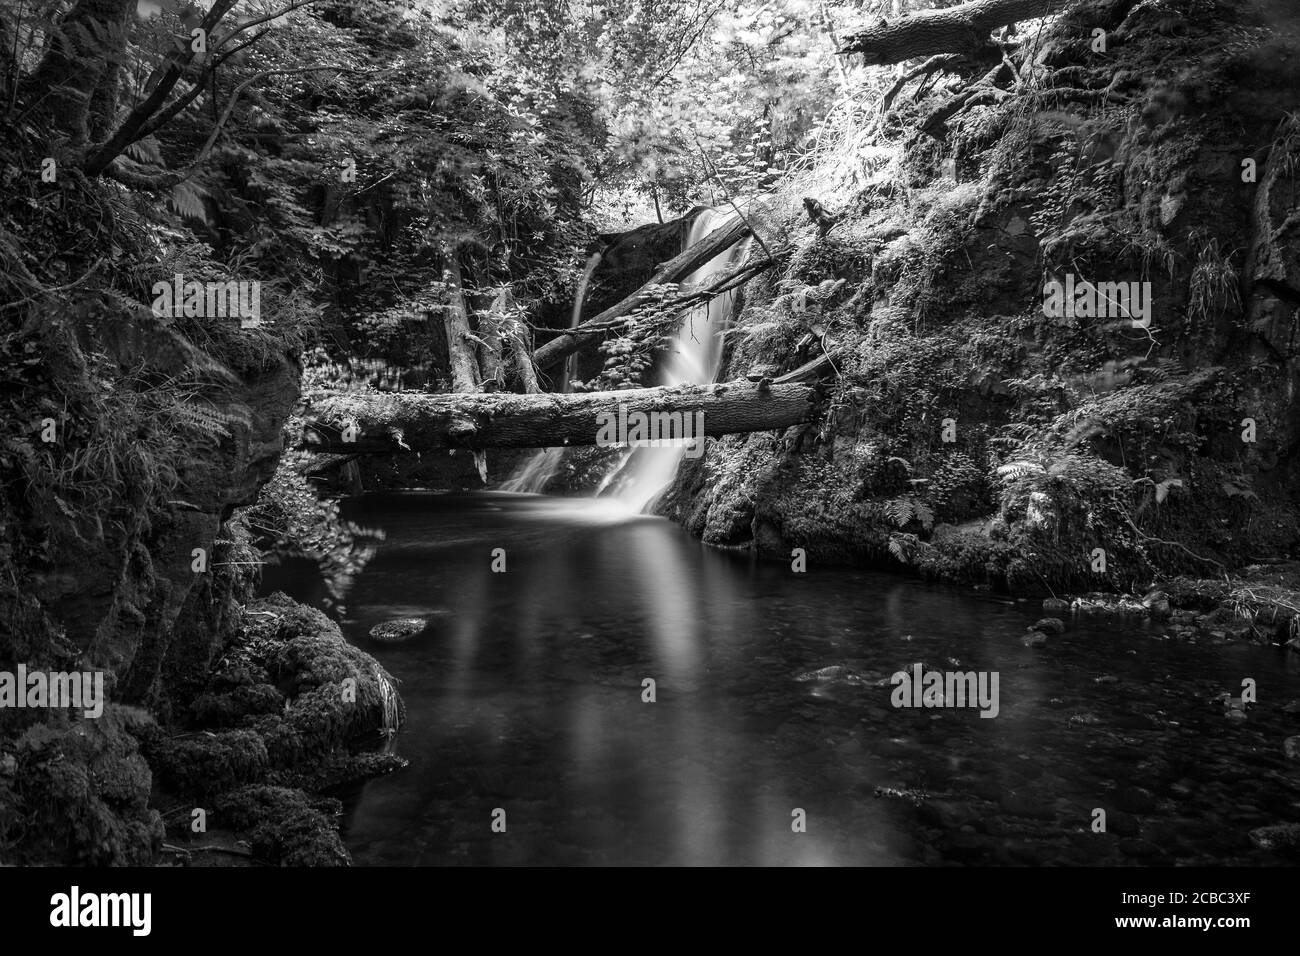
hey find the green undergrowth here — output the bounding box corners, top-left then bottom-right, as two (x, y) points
(664, 0), (1300, 597)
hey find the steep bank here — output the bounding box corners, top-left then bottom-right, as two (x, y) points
(0, 124), (402, 865)
(653, 0), (1300, 637)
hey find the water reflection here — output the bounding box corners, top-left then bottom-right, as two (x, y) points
(262, 492), (1300, 866)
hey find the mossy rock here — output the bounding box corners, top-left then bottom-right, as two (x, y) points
(146, 728), (269, 799)
(368, 618), (428, 643)
(215, 785), (350, 866)
(190, 682), (285, 727)
(4, 706), (164, 865)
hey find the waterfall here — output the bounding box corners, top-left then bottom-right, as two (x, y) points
(602, 209), (751, 512)
(500, 250), (601, 494)
(501, 209), (749, 504)
(558, 250), (602, 393)
(498, 445), (566, 494)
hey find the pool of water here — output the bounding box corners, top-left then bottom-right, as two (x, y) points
(264, 491), (1300, 865)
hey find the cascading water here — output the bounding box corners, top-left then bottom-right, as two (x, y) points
(499, 251), (602, 494)
(558, 250), (603, 394)
(502, 209), (750, 505)
(603, 209), (751, 512)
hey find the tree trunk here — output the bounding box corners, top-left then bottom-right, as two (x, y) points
(477, 307), (506, 389)
(441, 251), (482, 393)
(26, 0), (134, 143)
(301, 380), (818, 454)
(532, 214), (752, 370)
(508, 327), (542, 392)
(488, 288), (541, 393)
(838, 0), (1071, 66)
(0, 11), (14, 105)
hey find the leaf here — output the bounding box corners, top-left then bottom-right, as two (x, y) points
(168, 180), (211, 224)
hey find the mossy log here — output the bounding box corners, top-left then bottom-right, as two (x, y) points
(300, 380), (819, 453)
(838, 0), (1071, 65)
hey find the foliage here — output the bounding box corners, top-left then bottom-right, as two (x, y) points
(239, 451), (380, 615)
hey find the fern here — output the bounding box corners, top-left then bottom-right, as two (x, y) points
(171, 401), (251, 440)
(884, 496), (914, 528)
(996, 460), (1045, 483)
(168, 180), (212, 225)
(124, 138), (163, 165)
(881, 494), (934, 531)
(914, 500), (934, 529)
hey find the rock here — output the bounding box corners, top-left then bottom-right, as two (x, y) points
(795, 664), (851, 682)
(1113, 785), (1157, 813)
(1285, 737), (1300, 761)
(146, 728), (269, 798)
(368, 617), (428, 643)
(1070, 593), (1147, 617)
(917, 799), (973, 829)
(215, 785), (351, 866)
(1141, 589), (1171, 620)
(1023, 631), (1048, 648)
(1221, 621), (1256, 640)
(1171, 609), (1199, 625)
(1042, 597), (1070, 615)
(1032, 617), (1065, 634)
(1249, 823), (1300, 851)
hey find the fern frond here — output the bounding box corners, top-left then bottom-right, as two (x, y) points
(172, 401), (250, 439)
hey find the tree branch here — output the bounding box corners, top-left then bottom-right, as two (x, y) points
(101, 66), (355, 191)
(532, 215), (754, 370)
(82, 0), (242, 175)
(132, 30), (269, 145)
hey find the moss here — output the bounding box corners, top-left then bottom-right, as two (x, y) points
(215, 785), (350, 867)
(145, 728), (269, 800)
(141, 590), (404, 809)
(268, 751), (408, 792)
(659, 1), (1300, 601)
(1, 706), (164, 866)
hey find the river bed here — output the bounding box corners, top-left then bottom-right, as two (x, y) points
(263, 491), (1300, 865)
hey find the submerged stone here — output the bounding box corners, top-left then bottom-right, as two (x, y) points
(1249, 824), (1300, 852)
(369, 618), (429, 643)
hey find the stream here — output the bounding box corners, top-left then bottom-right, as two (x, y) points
(264, 490), (1300, 866)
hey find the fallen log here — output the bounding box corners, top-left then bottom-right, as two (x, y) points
(773, 350), (838, 385)
(838, 0), (1070, 66)
(300, 380), (819, 454)
(532, 214), (752, 370)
